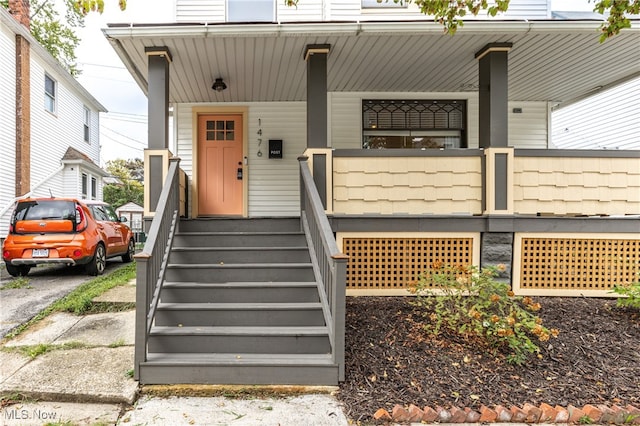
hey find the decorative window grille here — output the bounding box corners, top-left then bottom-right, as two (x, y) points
(363, 99), (466, 149)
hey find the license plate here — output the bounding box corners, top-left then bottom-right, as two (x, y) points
(32, 249), (49, 258)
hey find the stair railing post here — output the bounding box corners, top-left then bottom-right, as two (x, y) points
(134, 252), (151, 380)
(332, 254), (348, 381)
(298, 155), (309, 233)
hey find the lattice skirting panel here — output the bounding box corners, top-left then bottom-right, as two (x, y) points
(513, 233), (640, 297)
(337, 233), (480, 294)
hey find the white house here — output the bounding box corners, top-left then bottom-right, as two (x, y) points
(552, 76), (640, 150)
(0, 2), (108, 238)
(103, 0), (640, 385)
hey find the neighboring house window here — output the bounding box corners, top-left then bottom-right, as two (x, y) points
(83, 107), (91, 143)
(362, 0), (407, 8)
(44, 74), (56, 113)
(362, 99), (467, 149)
(227, 0), (274, 22)
(91, 177), (97, 200)
(82, 173), (88, 199)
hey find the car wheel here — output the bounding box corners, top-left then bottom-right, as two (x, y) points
(86, 243), (106, 276)
(122, 238), (135, 263)
(6, 264), (31, 277)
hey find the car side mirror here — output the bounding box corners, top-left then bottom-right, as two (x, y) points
(119, 216), (128, 223)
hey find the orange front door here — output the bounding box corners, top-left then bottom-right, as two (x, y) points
(197, 114), (243, 216)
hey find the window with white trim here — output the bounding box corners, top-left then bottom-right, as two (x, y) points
(81, 173), (88, 199)
(91, 177), (97, 200)
(227, 0), (274, 22)
(362, 99), (467, 149)
(44, 74), (57, 113)
(83, 106), (91, 143)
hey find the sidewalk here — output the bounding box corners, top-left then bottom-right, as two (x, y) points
(0, 279), (349, 425)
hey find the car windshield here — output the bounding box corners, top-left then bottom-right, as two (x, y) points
(14, 200), (76, 221)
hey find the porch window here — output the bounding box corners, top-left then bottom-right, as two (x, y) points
(363, 99), (467, 149)
(227, 0), (274, 22)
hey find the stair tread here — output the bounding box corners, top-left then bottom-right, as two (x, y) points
(150, 326), (328, 336)
(177, 231), (304, 236)
(157, 302), (323, 310)
(144, 353), (334, 365)
(163, 281), (318, 287)
(167, 263), (313, 268)
(171, 246), (308, 251)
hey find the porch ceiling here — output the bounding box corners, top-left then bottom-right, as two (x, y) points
(104, 20), (640, 107)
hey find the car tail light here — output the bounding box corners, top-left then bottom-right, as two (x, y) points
(75, 205), (87, 232)
(73, 249), (82, 257)
(3, 250), (9, 259)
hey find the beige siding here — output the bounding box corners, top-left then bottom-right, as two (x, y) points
(175, 102), (307, 217)
(508, 101), (550, 148)
(513, 157), (640, 215)
(333, 156), (483, 215)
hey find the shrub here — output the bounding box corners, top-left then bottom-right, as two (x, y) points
(612, 275), (640, 310)
(409, 262), (559, 365)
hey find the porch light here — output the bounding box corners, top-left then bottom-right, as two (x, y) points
(212, 78), (227, 92)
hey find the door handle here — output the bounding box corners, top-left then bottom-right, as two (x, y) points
(237, 162), (243, 180)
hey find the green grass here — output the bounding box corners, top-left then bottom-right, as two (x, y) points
(3, 341), (89, 359)
(0, 276), (32, 290)
(3, 263), (136, 339)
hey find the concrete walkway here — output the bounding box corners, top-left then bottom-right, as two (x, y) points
(0, 279), (349, 425)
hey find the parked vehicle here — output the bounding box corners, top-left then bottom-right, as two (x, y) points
(2, 198), (135, 277)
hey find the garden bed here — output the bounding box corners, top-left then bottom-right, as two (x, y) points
(337, 296), (640, 423)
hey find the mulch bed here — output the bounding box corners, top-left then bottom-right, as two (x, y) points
(337, 296), (640, 423)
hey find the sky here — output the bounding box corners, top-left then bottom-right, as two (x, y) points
(73, 0), (172, 165)
(70, 0), (597, 165)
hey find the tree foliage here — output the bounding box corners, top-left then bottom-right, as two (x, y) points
(103, 158), (144, 209)
(1, 0), (85, 76)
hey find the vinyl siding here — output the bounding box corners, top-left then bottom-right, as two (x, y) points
(0, 24), (17, 237)
(175, 0), (550, 22)
(175, 102), (307, 217)
(551, 78), (640, 150)
(508, 101), (549, 148)
(176, 0), (225, 22)
(329, 0), (550, 22)
(29, 55), (102, 200)
(277, 0), (324, 21)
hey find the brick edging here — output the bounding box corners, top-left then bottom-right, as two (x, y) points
(374, 403), (640, 424)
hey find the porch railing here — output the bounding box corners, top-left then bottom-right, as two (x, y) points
(133, 157), (181, 379)
(298, 155), (348, 381)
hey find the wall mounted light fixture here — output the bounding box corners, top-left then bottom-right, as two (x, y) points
(212, 78), (227, 92)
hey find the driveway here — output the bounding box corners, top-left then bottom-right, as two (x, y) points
(0, 260), (128, 338)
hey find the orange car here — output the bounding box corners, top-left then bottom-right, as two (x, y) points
(2, 198), (135, 277)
